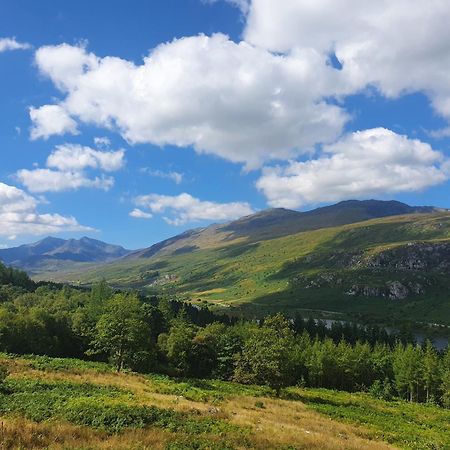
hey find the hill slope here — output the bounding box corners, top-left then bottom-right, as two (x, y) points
(126, 199), (442, 260)
(0, 236), (131, 274)
(45, 201), (450, 324)
(0, 354), (448, 450)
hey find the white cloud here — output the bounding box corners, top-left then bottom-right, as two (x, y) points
(16, 144), (124, 193)
(30, 104), (78, 140)
(47, 144), (125, 172)
(0, 37), (30, 53)
(31, 36), (348, 168)
(140, 168), (184, 184)
(245, 0), (450, 123)
(134, 192), (254, 225)
(0, 181), (91, 238)
(17, 168), (114, 193)
(257, 128), (450, 208)
(94, 136), (111, 148)
(129, 208), (153, 219)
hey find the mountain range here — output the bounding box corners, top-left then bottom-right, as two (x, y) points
(125, 200), (442, 260)
(0, 236), (130, 274)
(13, 199), (450, 325)
(2, 199), (450, 324)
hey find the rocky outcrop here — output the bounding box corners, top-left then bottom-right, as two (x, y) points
(358, 242), (450, 273)
(345, 280), (423, 300)
(292, 271), (429, 300)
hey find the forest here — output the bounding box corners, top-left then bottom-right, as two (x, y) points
(0, 261), (449, 407)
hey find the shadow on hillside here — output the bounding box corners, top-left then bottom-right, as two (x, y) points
(219, 242), (260, 259)
(171, 245), (198, 256)
(146, 261), (170, 270)
(182, 262), (241, 292)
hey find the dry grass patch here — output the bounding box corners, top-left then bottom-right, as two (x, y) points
(222, 396), (396, 450)
(0, 416), (171, 450)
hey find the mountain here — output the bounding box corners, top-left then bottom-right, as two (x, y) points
(43, 200), (450, 325)
(0, 236), (131, 274)
(125, 199), (443, 260)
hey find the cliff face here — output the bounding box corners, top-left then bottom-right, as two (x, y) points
(291, 241), (450, 300)
(361, 242), (450, 273)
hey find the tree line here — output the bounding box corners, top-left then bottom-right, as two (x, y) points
(0, 263), (448, 406)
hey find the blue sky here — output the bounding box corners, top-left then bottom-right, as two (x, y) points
(1, 0), (450, 250)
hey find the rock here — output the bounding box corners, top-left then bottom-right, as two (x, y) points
(208, 406), (220, 414)
(386, 281), (409, 300)
(362, 242), (450, 273)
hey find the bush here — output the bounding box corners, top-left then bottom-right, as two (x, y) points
(0, 364), (8, 384)
(165, 438), (235, 450)
(369, 378), (394, 401)
(64, 398), (177, 432)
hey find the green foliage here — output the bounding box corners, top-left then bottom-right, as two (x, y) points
(393, 343), (423, 402)
(88, 293), (154, 371)
(290, 388), (450, 449)
(163, 315), (197, 376)
(146, 374), (269, 403)
(0, 261), (34, 290)
(0, 362), (8, 385)
(165, 438), (235, 450)
(25, 354), (114, 374)
(369, 378), (394, 401)
(0, 376), (245, 438)
(49, 212), (450, 325)
(442, 348), (450, 408)
(234, 314), (295, 395)
(0, 378), (128, 422)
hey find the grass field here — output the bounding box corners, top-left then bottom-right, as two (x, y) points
(0, 354), (448, 449)
(43, 213), (450, 325)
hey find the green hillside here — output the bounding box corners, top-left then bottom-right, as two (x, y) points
(45, 211), (450, 325)
(0, 353), (448, 450)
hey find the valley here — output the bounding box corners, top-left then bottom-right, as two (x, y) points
(31, 202), (450, 326)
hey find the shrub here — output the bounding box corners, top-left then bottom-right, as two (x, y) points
(63, 398), (177, 432)
(369, 378), (394, 401)
(0, 363), (8, 384)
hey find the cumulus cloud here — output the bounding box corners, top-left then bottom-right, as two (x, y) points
(129, 208), (153, 219)
(245, 0), (450, 123)
(0, 181), (91, 239)
(30, 104), (78, 140)
(133, 192), (254, 225)
(140, 168), (184, 184)
(16, 144), (124, 193)
(47, 144), (125, 172)
(0, 37), (30, 52)
(30, 36), (348, 168)
(257, 128), (450, 208)
(17, 168), (114, 193)
(94, 136), (111, 148)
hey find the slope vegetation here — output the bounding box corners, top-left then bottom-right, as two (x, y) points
(47, 208), (450, 324)
(0, 354), (448, 450)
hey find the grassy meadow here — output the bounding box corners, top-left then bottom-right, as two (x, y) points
(0, 353), (448, 450)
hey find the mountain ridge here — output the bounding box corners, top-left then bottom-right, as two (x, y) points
(125, 199), (445, 261)
(0, 236), (132, 273)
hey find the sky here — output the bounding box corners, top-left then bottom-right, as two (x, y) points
(1, 0), (450, 250)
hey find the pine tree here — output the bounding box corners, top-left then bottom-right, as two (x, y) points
(441, 347), (450, 407)
(421, 340), (440, 403)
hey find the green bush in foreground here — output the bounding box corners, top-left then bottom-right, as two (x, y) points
(0, 377), (246, 437)
(0, 363), (8, 385)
